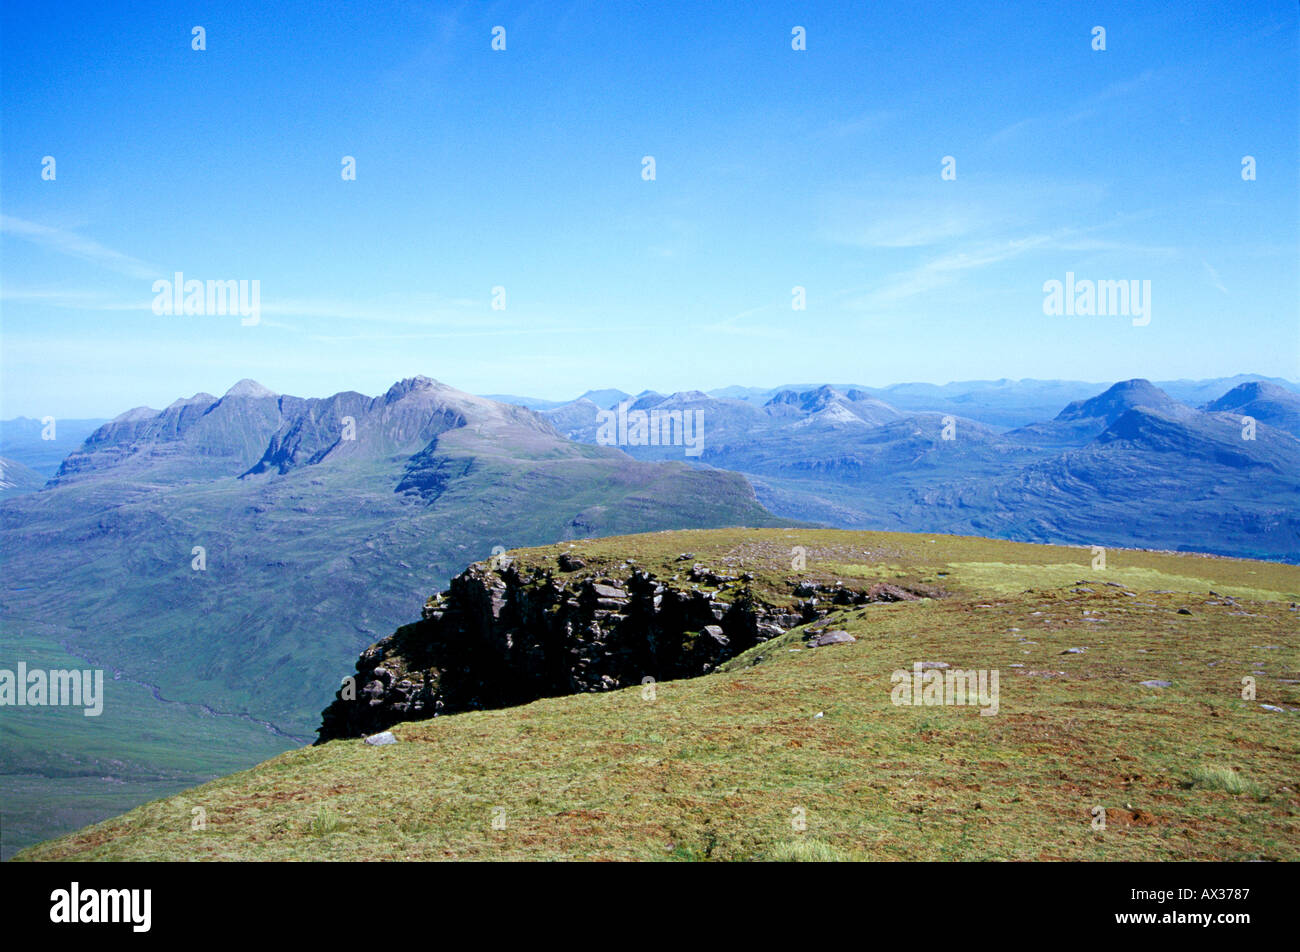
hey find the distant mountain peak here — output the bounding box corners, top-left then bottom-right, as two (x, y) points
(384, 375), (445, 400)
(379, 374), (449, 405)
(223, 379), (277, 399)
(1055, 379), (1188, 424)
(627, 391), (667, 411)
(663, 390), (711, 402)
(1207, 380), (1296, 407)
(1203, 380), (1300, 437)
(111, 406), (160, 423)
(763, 389), (802, 407)
(166, 393), (217, 410)
(1110, 378), (1159, 395)
(577, 388), (631, 409)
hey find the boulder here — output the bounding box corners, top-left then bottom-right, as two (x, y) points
(868, 582), (920, 602)
(558, 553), (586, 571)
(809, 629), (855, 647)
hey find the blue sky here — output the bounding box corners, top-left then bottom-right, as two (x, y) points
(2, 0), (1297, 418)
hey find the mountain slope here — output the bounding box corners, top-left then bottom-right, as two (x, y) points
(0, 457), (45, 497)
(18, 528), (1299, 862)
(546, 386), (1046, 530)
(927, 407), (1300, 560)
(1009, 378), (1195, 447)
(0, 377), (794, 857)
(50, 380), (287, 485)
(1203, 381), (1300, 438)
(4, 375), (793, 731)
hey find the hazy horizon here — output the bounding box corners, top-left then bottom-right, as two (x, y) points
(2, 369), (1298, 422)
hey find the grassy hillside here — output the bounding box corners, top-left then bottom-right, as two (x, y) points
(1, 381), (795, 855)
(0, 457), (45, 498)
(18, 528), (1299, 861)
(0, 621), (297, 860)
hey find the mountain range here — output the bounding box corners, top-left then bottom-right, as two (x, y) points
(538, 378), (1300, 562)
(4, 375), (785, 726)
(2, 371), (1298, 857)
(493, 374), (1296, 429)
(0, 376), (788, 857)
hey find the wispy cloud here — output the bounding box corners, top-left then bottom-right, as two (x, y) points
(822, 180), (1111, 253)
(989, 69), (1159, 143)
(824, 109), (894, 138)
(838, 213), (981, 250)
(1203, 261), (1229, 295)
(847, 234), (1057, 310)
(304, 325), (611, 344)
(696, 301), (795, 339)
(0, 284), (602, 341)
(841, 219), (1180, 313)
(0, 215), (158, 279)
(260, 295), (484, 326)
(823, 170), (1181, 314)
(0, 286), (151, 309)
(987, 118), (1033, 145)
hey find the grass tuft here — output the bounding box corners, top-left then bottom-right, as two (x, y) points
(766, 838), (859, 862)
(1189, 765), (1266, 798)
(306, 806), (341, 837)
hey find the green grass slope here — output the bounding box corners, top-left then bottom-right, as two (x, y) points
(1, 387), (796, 855)
(17, 528), (1299, 861)
(0, 622), (296, 860)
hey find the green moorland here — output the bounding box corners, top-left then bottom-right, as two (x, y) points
(0, 622), (298, 859)
(16, 528), (1299, 861)
(1, 439), (791, 856)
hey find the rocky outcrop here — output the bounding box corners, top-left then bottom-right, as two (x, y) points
(317, 559), (927, 743)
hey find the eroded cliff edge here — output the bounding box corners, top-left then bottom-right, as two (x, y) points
(317, 545), (931, 743)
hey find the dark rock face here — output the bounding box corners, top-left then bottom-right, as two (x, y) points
(317, 561), (925, 743)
